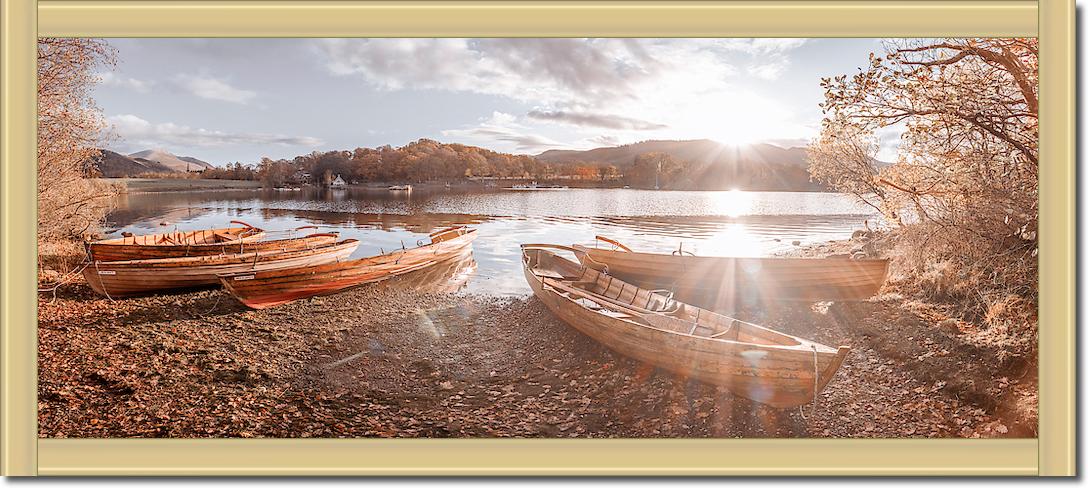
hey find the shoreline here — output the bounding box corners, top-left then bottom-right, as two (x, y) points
(37, 233), (1035, 438)
(96, 177), (838, 194)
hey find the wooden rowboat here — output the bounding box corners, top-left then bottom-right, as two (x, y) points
(576, 236), (889, 310)
(87, 220), (268, 261)
(88, 229), (340, 262)
(219, 226), (478, 309)
(83, 239), (360, 298)
(522, 243), (849, 408)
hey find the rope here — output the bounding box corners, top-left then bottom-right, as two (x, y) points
(799, 345), (819, 420)
(196, 290), (225, 318)
(93, 260), (117, 303)
(37, 261), (90, 293)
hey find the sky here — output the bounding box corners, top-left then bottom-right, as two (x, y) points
(94, 38), (898, 166)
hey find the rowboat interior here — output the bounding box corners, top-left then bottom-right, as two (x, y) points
(524, 244), (814, 347)
(93, 221), (264, 246)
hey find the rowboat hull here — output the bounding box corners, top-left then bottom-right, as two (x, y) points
(523, 244), (849, 409)
(578, 241), (888, 309)
(82, 240), (359, 297)
(88, 232), (337, 261)
(220, 227), (478, 309)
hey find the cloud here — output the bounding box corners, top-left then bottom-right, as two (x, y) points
(107, 114), (323, 148)
(716, 38), (808, 55)
(715, 39), (807, 81)
(526, 110), (667, 131)
(316, 38), (724, 107)
(748, 61), (788, 81)
(319, 38), (812, 149)
(176, 74), (256, 104)
(97, 72), (153, 93)
(585, 135), (626, 147)
(441, 112), (568, 153)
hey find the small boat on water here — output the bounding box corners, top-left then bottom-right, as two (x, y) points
(88, 225), (339, 262)
(522, 243), (849, 408)
(87, 221), (266, 261)
(575, 236), (889, 309)
(83, 239), (360, 298)
(388, 185), (413, 192)
(219, 226), (478, 309)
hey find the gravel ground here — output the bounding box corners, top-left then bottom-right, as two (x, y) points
(37, 261), (1031, 438)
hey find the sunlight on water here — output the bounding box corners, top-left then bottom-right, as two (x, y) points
(711, 189), (752, 218)
(106, 188), (881, 295)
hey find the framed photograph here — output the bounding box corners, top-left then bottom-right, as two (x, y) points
(2, 0), (1073, 477)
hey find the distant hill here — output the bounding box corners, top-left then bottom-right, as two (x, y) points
(88, 149), (175, 177)
(536, 139), (821, 191)
(537, 139), (808, 167)
(128, 149), (214, 172)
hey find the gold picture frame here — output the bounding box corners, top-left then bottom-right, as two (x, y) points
(1, 0), (1074, 476)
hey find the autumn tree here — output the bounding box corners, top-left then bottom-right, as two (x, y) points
(37, 38), (119, 243)
(807, 119), (893, 218)
(813, 38), (1038, 335)
(625, 152), (686, 189)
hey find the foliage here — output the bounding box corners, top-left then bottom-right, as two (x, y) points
(624, 152), (687, 189)
(201, 162), (258, 181)
(806, 121), (892, 218)
(810, 38), (1038, 337)
(252, 139), (555, 186)
(37, 38), (119, 243)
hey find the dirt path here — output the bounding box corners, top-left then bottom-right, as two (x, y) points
(38, 274), (1028, 438)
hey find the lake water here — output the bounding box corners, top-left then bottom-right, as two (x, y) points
(105, 187), (881, 295)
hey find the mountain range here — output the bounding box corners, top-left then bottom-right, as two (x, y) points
(537, 139), (809, 168)
(538, 139), (823, 191)
(89, 149), (214, 177)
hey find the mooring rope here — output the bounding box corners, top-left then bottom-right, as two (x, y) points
(93, 260), (117, 303)
(799, 345), (820, 420)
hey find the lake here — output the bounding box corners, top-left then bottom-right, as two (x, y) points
(105, 187), (881, 295)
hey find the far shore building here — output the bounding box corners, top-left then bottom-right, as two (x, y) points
(330, 174), (347, 187)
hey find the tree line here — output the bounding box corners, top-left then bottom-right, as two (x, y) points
(230, 139), (621, 188)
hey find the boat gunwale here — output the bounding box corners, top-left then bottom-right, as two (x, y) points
(521, 246), (842, 355)
(217, 228), (476, 280)
(578, 243), (891, 266)
(91, 239), (360, 268)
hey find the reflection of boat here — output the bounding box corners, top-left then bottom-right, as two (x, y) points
(219, 227), (478, 309)
(382, 248), (477, 293)
(83, 240), (360, 298)
(521, 243), (849, 408)
(576, 236), (889, 309)
(388, 185), (413, 192)
(89, 227), (340, 262)
(88, 221), (266, 261)
(507, 182), (568, 190)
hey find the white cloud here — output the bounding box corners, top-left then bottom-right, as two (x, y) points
(441, 112), (569, 153)
(527, 110), (667, 131)
(716, 38), (808, 55)
(97, 72), (153, 93)
(107, 114), (323, 149)
(177, 74), (257, 104)
(748, 61), (788, 81)
(317, 38), (736, 107)
(321, 38), (812, 149)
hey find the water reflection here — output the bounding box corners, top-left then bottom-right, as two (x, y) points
(105, 187), (880, 295)
(378, 250), (478, 294)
